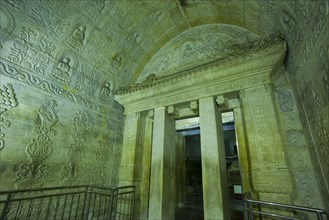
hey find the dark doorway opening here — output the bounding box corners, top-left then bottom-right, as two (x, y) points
(175, 117), (204, 220)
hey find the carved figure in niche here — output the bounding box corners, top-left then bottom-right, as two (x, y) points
(51, 57), (72, 83)
(101, 83), (111, 95)
(112, 56), (122, 70)
(66, 25), (87, 50)
(57, 57), (71, 73)
(150, 10), (161, 22)
(73, 26), (86, 44)
(99, 82), (113, 101)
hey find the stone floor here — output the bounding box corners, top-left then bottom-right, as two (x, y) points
(175, 198), (244, 220)
(175, 206), (204, 220)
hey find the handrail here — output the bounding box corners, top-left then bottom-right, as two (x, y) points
(244, 192), (329, 220)
(0, 185), (136, 220)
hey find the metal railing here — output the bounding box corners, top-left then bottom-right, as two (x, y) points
(0, 185), (135, 220)
(244, 193), (329, 220)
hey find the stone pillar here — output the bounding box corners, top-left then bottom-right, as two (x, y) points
(119, 112), (140, 186)
(233, 106), (252, 194)
(139, 111), (154, 219)
(241, 84), (293, 203)
(176, 134), (185, 208)
(148, 107), (176, 220)
(199, 97), (230, 220)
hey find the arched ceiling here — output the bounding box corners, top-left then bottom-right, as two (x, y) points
(137, 23), (261, 83)
(1, 0), (326, 93)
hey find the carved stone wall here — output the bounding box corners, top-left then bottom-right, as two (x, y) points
(271, 67), (324, 209)
(267, 0), (329, 211)
(0, 73), (124, 190)
(241, 85), (293, 204)
(0, 0), (124, 190)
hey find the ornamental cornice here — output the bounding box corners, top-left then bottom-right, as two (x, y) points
(116, 34), (285, 95)
(115, 36), (287, 114)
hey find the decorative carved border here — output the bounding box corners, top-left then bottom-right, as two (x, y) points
(0, 58), (124, 120)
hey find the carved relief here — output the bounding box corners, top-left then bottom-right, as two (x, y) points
(29, 2), (64, 37)
(0, 83), (18, 151)
(99, 81), (113, 101)
(0, 60), (102, 112)
(142, 10), (162, 30)
(91, 138), (111, 186)
(65, 25), (87, 51)
(78, 0), (105, 23)
(112, 54), (123, 71)
(247, 93), (275, 164)
(15, 100), (59, 189)
(138, 24), (260, 82)
(7, 27), (51, 75)
(61, 110), (89, 185)
(315, 115), (329, 167)
(53, 57), (72, 83)
(0, 8), (15, 48)
(276, 89), (295, 112)
(1, 0), (25, 11)
(123, 31), (140, 51)
(85, 31), (112, 71)
(111, 144), (121, 186)
(74, 64), (98, 97)
(112, 6), (133, 30)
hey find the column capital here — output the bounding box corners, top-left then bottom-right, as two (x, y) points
(216, 95), (228, 109)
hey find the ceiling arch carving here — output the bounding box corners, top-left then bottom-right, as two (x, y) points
(137, 24), (260, 83)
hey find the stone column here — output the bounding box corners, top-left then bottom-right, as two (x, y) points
(139, 111), (154, 219)
(176, 134), (185, 208)
(233, 106), (252, 194)
(148, 107), (176, 220)
(118, 112), (140, 186)
(199, 97), (230, 220)
(241, 84), (293, 203)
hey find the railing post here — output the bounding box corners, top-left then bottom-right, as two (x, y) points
(81, 186), (90, 220)
(0, 193), (13, 219)
(111, 187), (119, 220)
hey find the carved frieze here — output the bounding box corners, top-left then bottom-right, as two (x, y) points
(15, 100), (59, 189)
(0, 83), (18, 151)
(0, 60), (103, 112)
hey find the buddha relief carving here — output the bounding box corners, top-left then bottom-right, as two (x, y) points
(66, 25), (87, 51)
(51, 57), (72, 83)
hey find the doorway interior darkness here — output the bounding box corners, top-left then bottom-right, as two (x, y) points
(175, 111), (244, 219)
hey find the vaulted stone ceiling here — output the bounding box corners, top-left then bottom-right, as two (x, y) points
(1, 0), (328, 111)
(3, 0), (325, 92)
